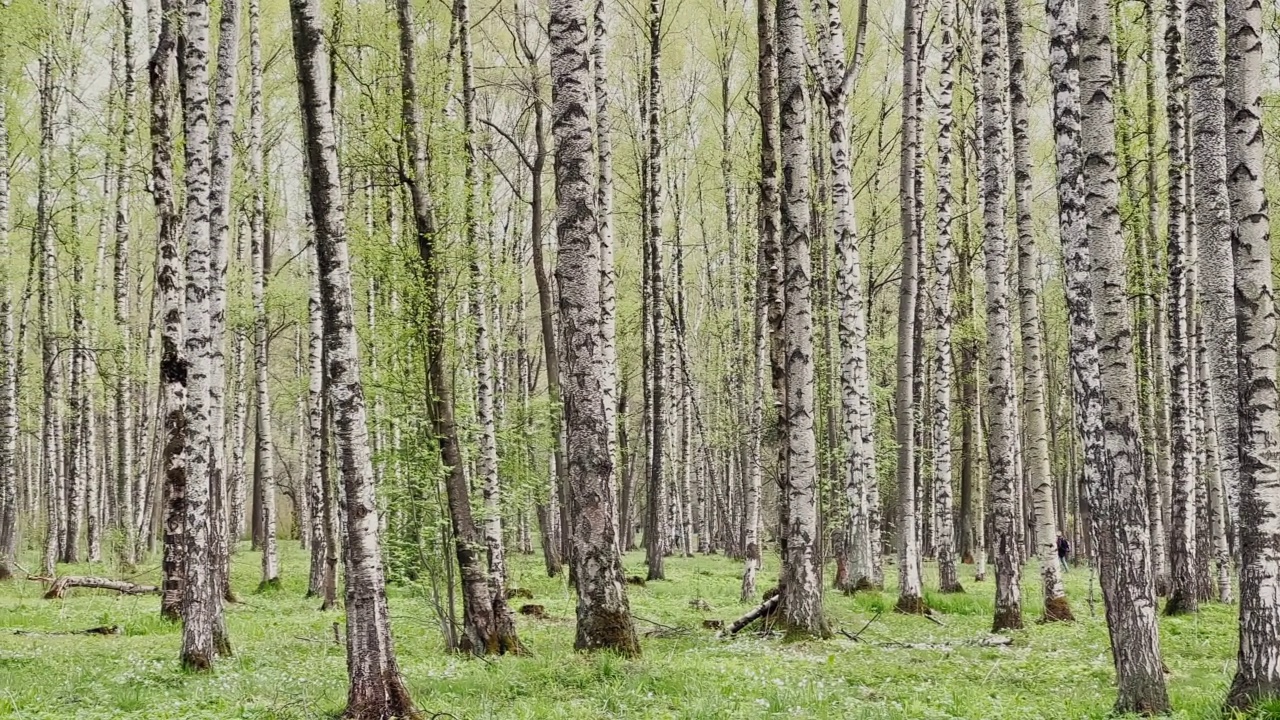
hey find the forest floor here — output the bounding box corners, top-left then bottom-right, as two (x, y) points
(0, 542), (1260, 719)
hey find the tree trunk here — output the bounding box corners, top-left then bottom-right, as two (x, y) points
(979, 0), (1021, 632)
(548, 0), (642, 656)
(592, 0), (621, 544)
(397, 0), (512, 657)
(151, 0), (186, 623)
(894, 0), (925, 615)
(0, 11), (15, 579)
(287, 0), (416, 711)
(775, 0), (827, 638)
(306, 250), (327, 598)
(1186, 0), (1238, 545)
(177, 0), (224, 670)
(1005, 0), (1068, 622)
(931, 0), (961, 595)
(459, 0), (520, 653)
(1164, 6), (1197, 609)
(644, 0), (668, 582)
(1224, 0), (1280, 701)
(207, 0), (241, 617)
(253, 218), (279, 588)
(1078, 0), (1171, 709)
(37, 47), (60, 579)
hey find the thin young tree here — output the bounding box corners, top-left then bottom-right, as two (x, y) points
(252, 197), (279, 588)
(114, 0), (139, 567)
(1079, 0), (1171, 709)
(548, 0), (641, 656)
(643, 0), (668, 582)
(0, 4), (15, 580)
(287, 0), (417, 710)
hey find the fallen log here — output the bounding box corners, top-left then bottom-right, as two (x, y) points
(32, 575), (161, 600)
(725, 593), (780, 635)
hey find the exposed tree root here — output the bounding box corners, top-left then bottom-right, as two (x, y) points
(1042, 595), (1074, 622)
(894, 595), (930, 616)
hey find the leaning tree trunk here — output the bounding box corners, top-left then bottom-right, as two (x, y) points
(548, 0), (642, 656)
(287, 0), (416, 712)
(931, 0), (961, 595)
(1078, 0), (1171, 710)
(150, 0), (186, 623)
(1185, 0), (1238, 543)
(178, 0), (224, 671)
(894, 0), (926, 616)
(775, 0), (828, 638)
(979, 0), (1021, 632)
(397, 0), (513, 657)
(1224, 0), (1280, 701)
(1006, 0), (1069, 622)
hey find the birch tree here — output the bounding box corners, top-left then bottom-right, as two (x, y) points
(548, 0), (641, 656)
(1079, 0), (1170, 708)
(287, 0), (417, 710)
(1224, 0), (1280, 702)
(979, 0), (1021, 632)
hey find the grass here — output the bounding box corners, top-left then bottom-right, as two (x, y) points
(0, 542), (1263, 719)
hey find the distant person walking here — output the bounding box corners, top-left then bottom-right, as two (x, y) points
(1056, 533), (1071, 573)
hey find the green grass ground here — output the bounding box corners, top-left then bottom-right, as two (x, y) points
(0, 543), (1266, 719)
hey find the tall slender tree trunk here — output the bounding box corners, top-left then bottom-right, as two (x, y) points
(931, 0), (961, 595)
(776, 0), (828, 637)
(592, 0), (620, 543)
(253, 220), (279, 588)
(894, 0), (925, 615)
(287, 0), (416, 711)
(305, 251), (327, 598)
(1224, 0), (1280, 698)
(114, 0), (139, 567)
(177, 0), (223, 670)
(459, 0), (520, 653)
(644, 0), (668, 581)
(548, 0), (641, 656)
(207, 0), (241, 617)
(1186, 0), (1238, 543)
(1079, 0), (1171, 709)
(151, 0), (187, 621)
(1164, 1), (1198, 609)
(397, 0), (514, 656)
(979, 0), (1021, 632)
(37, 48), (60, 578)
(1005, 0), (1068, 622)
(0, 10), (15, 579)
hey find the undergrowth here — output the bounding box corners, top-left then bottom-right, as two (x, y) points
(0, 544), (1258, 718)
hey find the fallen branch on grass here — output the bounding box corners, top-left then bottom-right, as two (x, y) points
(725, 592), (780, 635)
(14, 625), (122, 636)
(30, 575), (160, 599)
